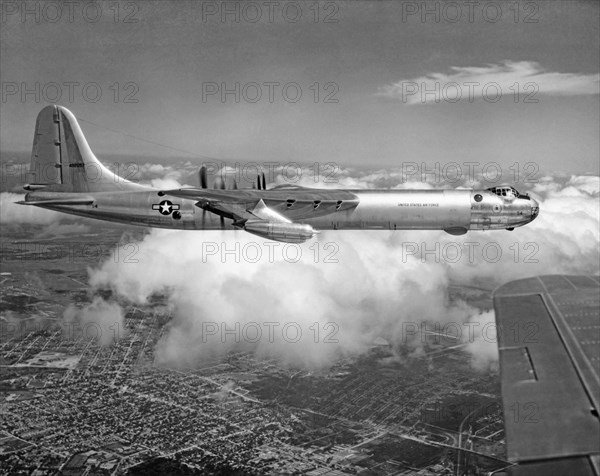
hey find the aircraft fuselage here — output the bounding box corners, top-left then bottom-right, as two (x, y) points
(27, 187), (537, 234)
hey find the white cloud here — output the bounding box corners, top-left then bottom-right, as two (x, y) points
(62, 297), (126, 346)
(566, 175), (600, 196)
(463, 311), (498, 371)
(0, 193), (61, 225)
(380, 61), (600, 104)
(89, 229), (482, 369)
(149, 177), (183, 190)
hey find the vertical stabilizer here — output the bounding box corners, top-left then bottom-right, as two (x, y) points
(25, 105), (146, 192)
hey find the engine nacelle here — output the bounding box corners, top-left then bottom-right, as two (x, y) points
(23, 184), (48, 191)
(244, 220), (317, 243)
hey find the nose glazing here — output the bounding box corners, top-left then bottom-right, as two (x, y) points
(530, 199), (539, 221)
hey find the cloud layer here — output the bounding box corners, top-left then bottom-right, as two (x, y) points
(381, 61), (600, 104)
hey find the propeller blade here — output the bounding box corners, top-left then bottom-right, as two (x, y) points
(199, 166), (208, 189)
(257, 174), (262, 190)
(220, 172), (226, 190)
(262, 172), (267, 190)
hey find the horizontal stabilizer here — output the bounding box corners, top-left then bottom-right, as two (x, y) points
(17, 198), (94, 206)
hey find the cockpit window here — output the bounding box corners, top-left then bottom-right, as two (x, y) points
(487, 186), (530, 200)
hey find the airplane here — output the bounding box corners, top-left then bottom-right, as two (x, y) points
(17, 105), (539, 243)
(491, 275), (599, 476)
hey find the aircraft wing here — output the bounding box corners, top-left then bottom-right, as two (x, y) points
(493, 275), (600, 476)
(160, 187), (359, 223)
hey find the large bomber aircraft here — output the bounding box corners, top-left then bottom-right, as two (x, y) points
(18, 105), (539, 242)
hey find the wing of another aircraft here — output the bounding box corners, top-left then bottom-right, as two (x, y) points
(493, 275), (600, 476)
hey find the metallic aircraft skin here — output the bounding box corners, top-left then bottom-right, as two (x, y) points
(493, 275), (600, 476)
(19, 106), (539, 241)
(25, 187), (536, 232)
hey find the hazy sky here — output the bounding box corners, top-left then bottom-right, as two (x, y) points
(1, 0), (598, 173)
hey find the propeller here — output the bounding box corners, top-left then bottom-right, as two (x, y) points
(220, 171), (226, 227)
(256, 172), (267, 190)
(199, 166), (208, 189)
(213, 172), (226, 190)
(216, 169), (226, 226)
(198, 166), (208, 226)
(198, 166), (226, 229)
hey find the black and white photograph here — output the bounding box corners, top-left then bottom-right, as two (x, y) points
(1, 1), (598, 474)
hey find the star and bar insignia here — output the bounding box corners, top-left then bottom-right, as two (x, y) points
(152, 200), (180, 216)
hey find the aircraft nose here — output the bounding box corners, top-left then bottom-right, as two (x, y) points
(530, 198), (539, 221)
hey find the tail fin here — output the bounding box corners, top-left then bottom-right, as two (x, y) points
(25, 105), (144, 193)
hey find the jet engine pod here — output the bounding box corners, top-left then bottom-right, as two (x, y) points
(244, 220), (317, 243)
